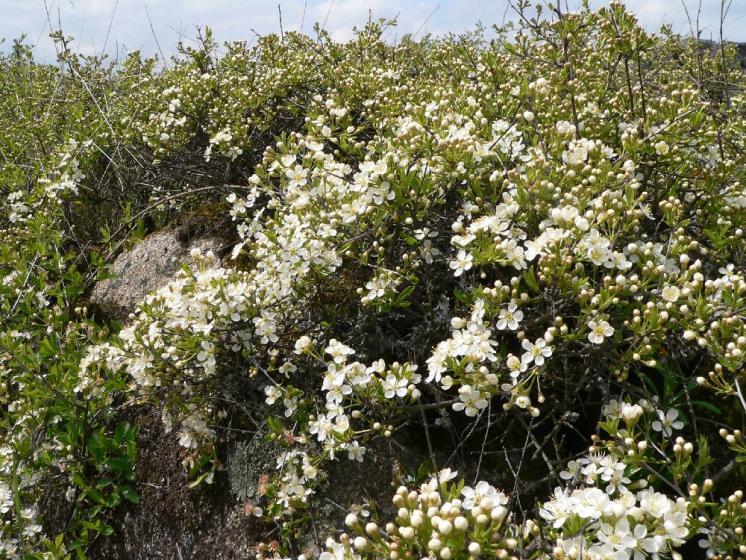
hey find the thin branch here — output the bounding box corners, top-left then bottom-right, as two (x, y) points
(278, 4), (284, 42)
(146, 5), (168, 66)
(413, 4), (440, 39)
(735, 377), (746, 414)
(101, 0), (119, 57)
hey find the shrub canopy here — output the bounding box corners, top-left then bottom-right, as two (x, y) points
(1, 2), (746, 558)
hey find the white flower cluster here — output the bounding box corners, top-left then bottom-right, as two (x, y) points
(541, 452), (689, 560)
(263, 337), (421, 511)
(312, 469), (526, 560)
(426, 299), (498, 416)
(7, 140), (85, 225)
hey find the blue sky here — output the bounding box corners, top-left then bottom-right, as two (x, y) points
(2, 0), (745, 63)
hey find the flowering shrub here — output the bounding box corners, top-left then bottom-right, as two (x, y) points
(1, 1), (746, 558)
(309, 470), (528, 560)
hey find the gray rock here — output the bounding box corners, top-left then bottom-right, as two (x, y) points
(228, 436), (283, 502)
(89, 228), (223, 321)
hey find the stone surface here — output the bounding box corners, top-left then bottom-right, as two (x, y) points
(86, 406), (260, 560)
(89, 228), (223, 321)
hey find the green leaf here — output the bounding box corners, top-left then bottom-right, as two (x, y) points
(691, 400), (722, 415)
(86, 487), (105, 505)
(188, 471), (213, 489)
(267, 415), (284, 434)
(523, 266), (539, 293)
(121, 486), (139, 504)
(453, 287), (471, 305)
(636, 370), (658, 394)
(106, 457), (133, 473)
(114, 422), (131, 445)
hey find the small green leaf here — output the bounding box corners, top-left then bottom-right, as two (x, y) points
(523, 267), (539, 292)
(267, 415), (284, 434)
(106, 457), (133, 473)
(691, 400), (721, 415)
(188, 471), (212, 489)
(114, 422), (131, 445)
(121, 486), (139, 504)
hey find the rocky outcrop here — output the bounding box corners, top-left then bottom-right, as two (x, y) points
(89, 227), (224, 322)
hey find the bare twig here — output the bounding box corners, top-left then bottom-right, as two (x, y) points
(101, 0), (119, 57)
(322, 0), (335, 35)
(413, 4), (440, 39)
(473, 401), (492, 484)
(735, 377), (746, 413)
(298, 0), (308, 34)
(419, 405), (440, 483)
(516, 414), (560, 482)
(146, 5), (168, 66)
(278, 4), (284, 42)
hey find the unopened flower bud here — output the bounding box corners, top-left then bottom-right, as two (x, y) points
(622, 403), (643, 425)
(453, 516), (468, 531)
(437, 520), (452, 535)
(491, 506), (507, 522)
